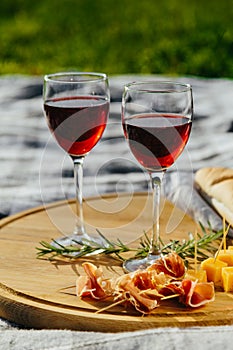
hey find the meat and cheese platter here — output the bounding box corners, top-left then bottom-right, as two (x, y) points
(0, 191), (233, 332)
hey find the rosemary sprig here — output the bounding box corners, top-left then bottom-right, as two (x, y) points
(36, 223), (223, 264)
(36, 229), (134, 261)
(161, 229), (223, 262)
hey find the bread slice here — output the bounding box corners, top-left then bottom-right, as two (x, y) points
(195, 167), (233, 227)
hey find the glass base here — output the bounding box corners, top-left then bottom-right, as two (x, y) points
(123, 253), (162, 273)
(51, 232), (104, 247)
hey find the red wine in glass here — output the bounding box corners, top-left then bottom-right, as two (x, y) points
(43, 71), (110, 244)
(44, 96), (109, 156)
(121, 81), (193, 272)
(123, 113), (192, 172)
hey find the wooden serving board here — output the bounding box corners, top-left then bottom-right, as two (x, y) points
(1, 192), (233, 332)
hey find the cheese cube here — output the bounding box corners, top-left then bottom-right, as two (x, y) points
(201, 257), (227, 285)
(227, 246), (233, 251)
(222, 267), (233, 292)
(216, 250), (233, 266)
(185, 269), (207, 283)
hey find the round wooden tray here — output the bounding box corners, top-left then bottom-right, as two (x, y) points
(0, 192), (233, 332)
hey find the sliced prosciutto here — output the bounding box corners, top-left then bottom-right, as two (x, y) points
(114, 273), (160, 314)
(76, 262), (112, 299)
(179, 279), (215, 307)
(75, 253), (215, 314)
(149, 252), (186, 279)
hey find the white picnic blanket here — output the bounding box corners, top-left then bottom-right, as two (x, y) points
(0, 75), (233, 348)
(1, 319), (233, 350)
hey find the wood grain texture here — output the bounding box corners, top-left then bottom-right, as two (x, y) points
(0, 192), (232, 332)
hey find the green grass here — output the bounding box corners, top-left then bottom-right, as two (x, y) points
(0, 0), (232, 77)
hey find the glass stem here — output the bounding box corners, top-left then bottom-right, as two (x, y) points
(149, 171), (165, 257)
(72, 156), (86, 236)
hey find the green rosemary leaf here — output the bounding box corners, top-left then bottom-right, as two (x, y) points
(95, 228), (113, 247)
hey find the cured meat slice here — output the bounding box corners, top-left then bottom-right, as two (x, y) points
(149, 252), (186, 279)
(180, 279), (215, 307)
(76, 262), (111, 299)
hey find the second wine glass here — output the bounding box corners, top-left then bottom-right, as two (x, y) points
(43, 72), (110, 245)
(122, 81), (193, 271)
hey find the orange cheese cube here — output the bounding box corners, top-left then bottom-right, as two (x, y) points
(222, 267), (233, 292)
(185, 269), (207, 283)
(216, 250), (233, 266)
(201, 257), (227, 285)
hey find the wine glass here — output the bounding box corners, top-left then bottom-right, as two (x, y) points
(43, 72), (110, 245)
(122, 81), (193, 271)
